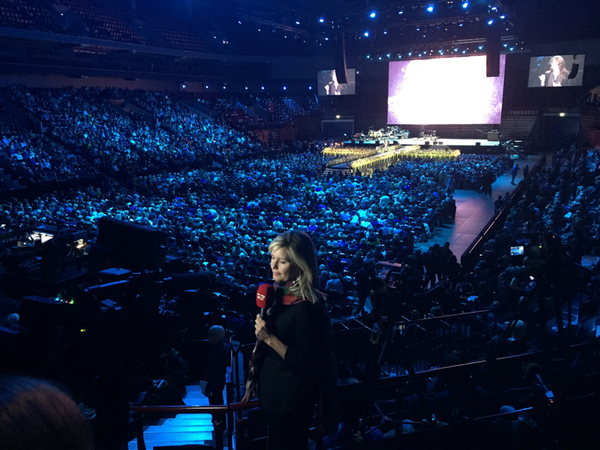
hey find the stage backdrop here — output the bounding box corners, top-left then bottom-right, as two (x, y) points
(388, 55), (506, 125)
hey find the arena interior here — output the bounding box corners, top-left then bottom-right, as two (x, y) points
(1, 0), (600, 449)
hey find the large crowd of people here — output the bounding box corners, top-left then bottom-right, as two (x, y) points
(1, 85), (600, 448)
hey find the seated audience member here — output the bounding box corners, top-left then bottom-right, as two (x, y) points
(325, 272), (344, 296)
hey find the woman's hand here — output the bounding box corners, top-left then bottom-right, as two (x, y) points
(255, 314), (288, 359)
(241, 390), (253, 402)
(255, 314), (271, 342)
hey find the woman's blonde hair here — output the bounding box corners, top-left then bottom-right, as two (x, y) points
(268, 230), (320, 304)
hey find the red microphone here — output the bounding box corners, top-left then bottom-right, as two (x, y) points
(256, 283), (275, 318)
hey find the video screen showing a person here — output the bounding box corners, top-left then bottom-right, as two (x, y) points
(528, 54), (585, 88)
(539, 55), (569, 87)
(318, 69), (356, 96)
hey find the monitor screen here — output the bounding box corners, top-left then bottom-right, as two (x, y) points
(318, 69), (356, 96)
(528, 54), (585, 87)
(387, 55), (506, 125)
(510, 245), (525, 256)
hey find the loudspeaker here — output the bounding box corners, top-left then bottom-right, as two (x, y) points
(334, 31), (348, 84)
(486, 25), (501, 77)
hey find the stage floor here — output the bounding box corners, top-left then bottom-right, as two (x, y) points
(344, 137), (502, 149)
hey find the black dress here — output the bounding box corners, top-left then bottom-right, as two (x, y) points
(257, 298), (327, 449)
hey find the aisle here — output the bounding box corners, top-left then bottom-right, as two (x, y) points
(128, 385), (216, 450)
(415, 155), (539, 260)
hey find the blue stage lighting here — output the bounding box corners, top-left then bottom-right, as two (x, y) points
(398, 10), (404, 14)
(462, 2), (469, 8)
(500, 15), (506, 19)
(426, 5), (434, 12)
(319, 18), (325, 23)
(487, 19), (494, 25)
(363, 31), (369, 37)
(370, 11), (376, 18)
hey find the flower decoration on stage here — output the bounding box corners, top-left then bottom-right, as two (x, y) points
(350, 146), (461, 175)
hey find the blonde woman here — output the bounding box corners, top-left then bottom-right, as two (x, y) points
(242, 230), (336, 449)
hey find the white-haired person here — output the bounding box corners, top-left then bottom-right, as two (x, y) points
(242, 230), (337, 450)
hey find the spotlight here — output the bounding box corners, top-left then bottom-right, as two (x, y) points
(319, 18), (325, 23)
(462, 2), (469, 8)
(426, 5), (434, 12)
(283, 86), (287, 90)
(500, 15), (506, 19)
(261, 86), (265, 90)
(487, 19), (494, 25)
(398, 10), (404, 14)
(296, 21), (300, 25)
(363, 31), (369, 37)
(369, 11), (376, 18)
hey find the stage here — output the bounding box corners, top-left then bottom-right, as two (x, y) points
(343, 136), (503, 153)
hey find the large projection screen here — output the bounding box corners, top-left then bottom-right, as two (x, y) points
(388, 55), (506, 125)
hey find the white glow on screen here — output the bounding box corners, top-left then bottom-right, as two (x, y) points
(387, 55), (506, 125)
